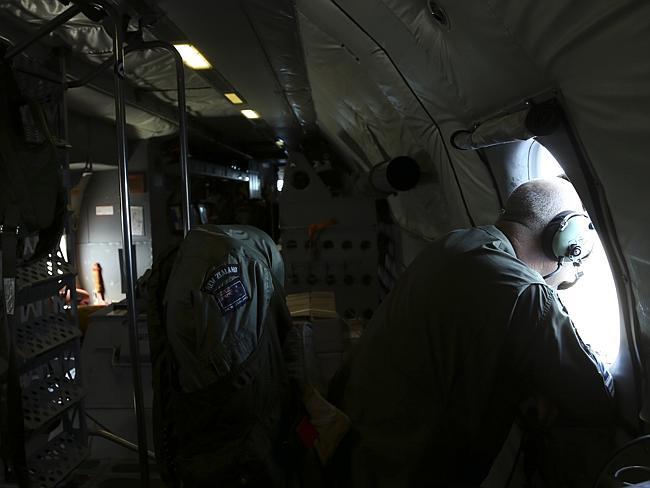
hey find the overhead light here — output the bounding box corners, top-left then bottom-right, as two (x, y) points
(241, 109), (260, 119)
(173, 44), (212, 70)
(224, 92), (244, 104)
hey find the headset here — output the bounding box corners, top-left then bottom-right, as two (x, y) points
(541, 210), (596, 282)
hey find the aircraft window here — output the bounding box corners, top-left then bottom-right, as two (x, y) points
(530, 142), (621, 364)
(277, 167), (285, 192)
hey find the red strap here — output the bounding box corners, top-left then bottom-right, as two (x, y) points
(296, 416), (319, 448)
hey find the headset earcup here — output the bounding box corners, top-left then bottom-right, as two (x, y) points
(542, 211), (594, 261)
(542, 211), (573, 260)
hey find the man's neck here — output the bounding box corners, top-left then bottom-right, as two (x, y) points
(495, 220), (551, 276)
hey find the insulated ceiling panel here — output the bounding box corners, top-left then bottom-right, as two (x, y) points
(159, 0), (300, 143)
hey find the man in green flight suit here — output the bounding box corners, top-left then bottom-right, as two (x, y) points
(332, 178), (614, 487)
(151, 225), (295, 487)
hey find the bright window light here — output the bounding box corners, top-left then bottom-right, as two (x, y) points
(224, 92), (244, 104)
(558, 236), (621, 364)
(529, 141), (564, 178)
(59, 234), (68, 262)
(241, 109), (260, 119)
(530, 141), (621, 364)
(173, 44), (212, 70)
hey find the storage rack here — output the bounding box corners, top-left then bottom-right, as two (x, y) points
(16, 254), (88, 488)
(0, 1), (193, 487)
(0, 51), (89, 487)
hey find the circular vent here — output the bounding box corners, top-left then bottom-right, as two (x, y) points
(291, 170), (310, 190)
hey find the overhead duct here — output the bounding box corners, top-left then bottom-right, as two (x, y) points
(451, 100), (561, 150)
(356, 155), (421, 197)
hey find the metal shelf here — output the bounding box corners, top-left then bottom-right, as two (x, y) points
(22, 376), (85, 432)
(16, 254), (75, 305)
(15, 314), (80, 368)
(27, 432), (88, 488)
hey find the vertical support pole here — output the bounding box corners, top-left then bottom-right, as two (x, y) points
(128, 42), (190, 236)
(59, 47), (88, 442)
(108, 12), (150, 488)
(173, 47), (191, 236)
(58, 49), (75, 268)
(64, 40), (192, 237)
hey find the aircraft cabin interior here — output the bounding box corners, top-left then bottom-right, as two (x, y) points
(0, 0), (648, 487)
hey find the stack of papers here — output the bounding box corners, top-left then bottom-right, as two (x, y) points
(286, 291), (338, 319)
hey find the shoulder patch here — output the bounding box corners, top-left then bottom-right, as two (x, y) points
(201, 264), (249, 314)
(214, 279), (249, 315)
(202, 264), (240, 294)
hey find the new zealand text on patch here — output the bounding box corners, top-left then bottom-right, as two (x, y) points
(202, 264), (240, 294)
(214, 279), (249, 314)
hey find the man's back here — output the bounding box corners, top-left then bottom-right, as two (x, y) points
(333, 225), (610, 487)
(157, 225), (295, 486)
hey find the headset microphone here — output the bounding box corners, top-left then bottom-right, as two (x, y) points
(542, 262), (563, 280)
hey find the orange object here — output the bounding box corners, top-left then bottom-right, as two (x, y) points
(308, 219), (337, 242)
(92, 262), (106, 304)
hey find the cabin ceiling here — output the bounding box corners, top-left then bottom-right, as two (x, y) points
(1, 0), (648, 235)
(2, 1), (650, 345)
(0, 0), (301, 159)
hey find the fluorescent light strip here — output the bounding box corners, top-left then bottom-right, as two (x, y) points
(224, 92), (244, 104)
(173, 44), (212, 70)
(241, 109), (260, 119)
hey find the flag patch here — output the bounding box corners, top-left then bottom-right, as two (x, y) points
(214, 279), (249, 314)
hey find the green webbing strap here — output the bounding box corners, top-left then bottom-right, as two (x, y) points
(1, 209), (28, 486)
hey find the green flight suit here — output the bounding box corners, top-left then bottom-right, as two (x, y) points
(332, 225), (613, 487)
(155, 225), (296, 487)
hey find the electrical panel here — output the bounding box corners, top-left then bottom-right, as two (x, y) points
(279, 153), (379, 322)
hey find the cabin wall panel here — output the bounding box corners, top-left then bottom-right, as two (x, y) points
(297, 1), (501, 240)
(279, 153), (379, 320)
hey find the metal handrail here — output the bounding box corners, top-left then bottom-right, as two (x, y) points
(65, 41), (191, 236)
(129, 40), (191, 236)
(89, 429), (156, 460)
(99, 3), (151, 486)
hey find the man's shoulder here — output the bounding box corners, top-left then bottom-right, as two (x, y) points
(433, 225), (544, 286)
(435, 225), (515, 260)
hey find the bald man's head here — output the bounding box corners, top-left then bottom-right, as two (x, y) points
(498, 178), (583, 242)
